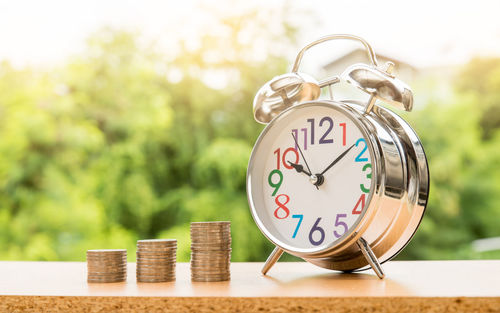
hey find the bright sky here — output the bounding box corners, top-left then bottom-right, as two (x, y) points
(0, 0), (499, 69)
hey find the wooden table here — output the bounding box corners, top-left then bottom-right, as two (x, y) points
(0, 261), (499, 312)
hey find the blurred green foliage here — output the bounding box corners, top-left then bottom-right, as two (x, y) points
(0, 18), (499, 262)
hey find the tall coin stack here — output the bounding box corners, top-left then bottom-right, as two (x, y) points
(136, 239), (177, 283)
(87, 249), (127, 283)
(190, 221), (231, 282)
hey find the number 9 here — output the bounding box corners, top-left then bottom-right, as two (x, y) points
(268, 169), (283, 196)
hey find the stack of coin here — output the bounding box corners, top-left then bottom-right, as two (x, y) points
(190, 221), (231, 282)
(136, 239), (177, 283)
(87, 249), (127, 283)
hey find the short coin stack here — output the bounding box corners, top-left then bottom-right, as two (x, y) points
(136, 239), (177, 283)
(87, 249), (127, 283)
(190, 221), (231, 282)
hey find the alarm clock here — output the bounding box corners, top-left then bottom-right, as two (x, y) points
(246, 34), (429, 278)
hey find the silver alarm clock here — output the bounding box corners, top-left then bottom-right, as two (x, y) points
(246, 34), (429, 278)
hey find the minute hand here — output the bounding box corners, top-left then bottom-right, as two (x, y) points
(320, 143), (356, 176)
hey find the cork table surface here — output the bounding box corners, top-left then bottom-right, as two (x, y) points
(0, 261), (499, 312)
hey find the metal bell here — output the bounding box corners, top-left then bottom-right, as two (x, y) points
(253, 72), (320, 124)
(341, 61), (413, 113)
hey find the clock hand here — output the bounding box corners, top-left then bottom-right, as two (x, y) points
(320, 143), (356, 176)
(287, 161), (312, 176)
(291, 133), (319, 190)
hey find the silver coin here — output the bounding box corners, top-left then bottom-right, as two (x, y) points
(87, 261), (127, 266)
(190, 228), (231, 232)
(191, 231), (230, 235)
(137, 257), (177, 262)
(137, 278), (175, 283)
(136, 269), (175, 273)
(191, 275), (230, 281)
(137, 262), (175, 266)
(191, 275), (230, 280)
(87, 278), (126, 283)
(136, 255), (176, 259)
(190, 257), (230, 261)
(190, 240), (231, 244)
(87, 257), (127, 263)
(136, 274), (176, 278)
(136, 273), (175, 278)
(190, 267), (230, 273)
(87, 262), (127, 267)
(190, 240), (230, 244)
(138, 239), (176, 243)
(86, 257), (127, 260)
(190, 245), (231, 249)
(137, 245), (177, 249)
(190, 264), (229, 269)
(136, 252), (176, 257)
(86, 261), (127, 266)
(87, 275), (127, 280)
(137, 244), (177, 248)
(136, 250), (176, 254)
(190, 257), (230, 262)
(190, 228), (230, 232)
(87, 268), (127, 273)
(191, 264), (230, 268)
(86, 253), (127, 257)
(87, 276), (127, 281)
(191, 234), (230, 237)
(87, 249), (126, 255)
(136, 264), (175, 268)
(191, 221), (230, 225)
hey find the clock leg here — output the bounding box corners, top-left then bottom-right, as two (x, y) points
(261, 246), (284, 275)
(356, 237), (385, 279)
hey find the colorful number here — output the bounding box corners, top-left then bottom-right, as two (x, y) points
(283, 148), (299, 169)
(273, 148), (299, 170)
(355, 138), (368, 162)
(333, 214), (348, 238)
(352, 194), (366, 214)
(292, 128), (308, 150)
(339, 122), (346, 146)
(273, 148), (280, 170)
(291, 129), (298, 150)
(274, 194), (290, 219)
(360, 163), (372, 193)
(291, 214), (303, 238)
(268, 169), (283, 196)
(307, 118), (315, 145)
(301, 128), (308, 150)
(308, 217), (325, 246)
(319, 117), (334, 144)
(291, 117), (340, 148)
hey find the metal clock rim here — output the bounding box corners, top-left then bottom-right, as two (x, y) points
(246, 100), (382, 257)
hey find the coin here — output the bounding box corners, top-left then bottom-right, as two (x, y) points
(136, 238), (177, 283)
(86, 249), (127, 283)
(137, 278), (175, 283)
(190, 221), (231, 282)
(138, 239), (177, 244)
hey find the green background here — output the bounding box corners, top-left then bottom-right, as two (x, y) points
(1, 11), (499, 263)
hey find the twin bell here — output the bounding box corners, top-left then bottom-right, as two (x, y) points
(253, 34), (413, 124)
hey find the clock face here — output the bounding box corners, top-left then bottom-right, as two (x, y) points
(248, 102), (375, 252)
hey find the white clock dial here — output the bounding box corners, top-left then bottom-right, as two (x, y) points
(248, 103), (375, 252)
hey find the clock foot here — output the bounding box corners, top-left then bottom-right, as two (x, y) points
(261, 246), (284, 275)
(357, 237), (385, 279)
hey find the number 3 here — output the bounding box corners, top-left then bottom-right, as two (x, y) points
(360, 163), (372, 193)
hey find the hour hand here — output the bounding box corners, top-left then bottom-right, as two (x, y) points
(287, 161), (312, 176)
